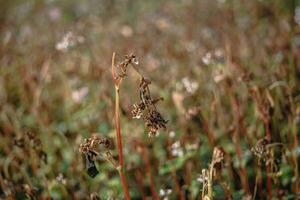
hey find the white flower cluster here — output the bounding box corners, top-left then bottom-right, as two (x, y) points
(202, 49), (224, 66)
(56, 173), (67, 184)
(55, 32), (85, 52)
(71, 87), (89, 103)
(171, 141), (184, 157)
(202, 52), (212, 65)
(159, 188), (172, 200)
(196, 169), (209, 183)
(181, 77), (199, 94)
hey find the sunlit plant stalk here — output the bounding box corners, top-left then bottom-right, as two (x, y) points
(111, 52), (131, 200)
(207, 165), (213, 199)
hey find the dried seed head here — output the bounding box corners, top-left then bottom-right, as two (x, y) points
(79, 135), (114, 178)
(132, 77), (167, 137)
(144, 110), (168, 137)
(101, 137), (114, 150)
(251, 137), (270, 160)
(132, 101), (146, 119)
(79, 140), (90, 154)
(79, 135), (113, 154)
(14, 131), (47, 164)
(140, 77), (151, 89)
(131, 55), (139, 65)
(112, 53), (168, 176)
(14, 138), (25, 148)
(116, 53), (138, 78)
(212, 147), (225, 165)
(211, 147), (225, 176)
(197, 169), (209, 183)
(24, 131), (42, 150)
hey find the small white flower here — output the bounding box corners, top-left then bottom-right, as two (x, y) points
(72, 87), (89, 103)
(160, 188), (172, 197)
(172, 141), (180, 149)
(197, 173), (208, 183)
(160, 189), (165, 196)
(120, 25), (133, 37)
(181, 77), (199, 94)
(171, 141), (184, 157)
(169, 131), (176, 138)
(56, 173), (67, 184)
(56, 32), (85, 52)
(202, 52), (212, 65)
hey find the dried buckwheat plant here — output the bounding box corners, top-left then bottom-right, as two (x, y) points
(110, 52), (167, 199)
(198, 146), (225, 200)
(79, 134), (116, 178)
(79, 53), (166, 199)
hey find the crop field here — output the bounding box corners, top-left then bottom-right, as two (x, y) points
(0, 0), (299, 199)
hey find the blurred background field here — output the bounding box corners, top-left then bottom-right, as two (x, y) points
(0, 0), (300, 199)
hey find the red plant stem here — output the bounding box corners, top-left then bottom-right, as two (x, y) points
(171, 173), (185, 200)
(115, 86), (130, 200)
(266, 165), (272, 199)
(112, 51), (131, 200)
(202, 117), (215, 146)
(114, 86), (131, 200)
(134, 169), (147, 200)
(118, 170), (131, 200)
(228, 89), (250, 193)
(233, 128), (250, 194)
(140, 145), (160, 200)
(115, 87), (124, 166)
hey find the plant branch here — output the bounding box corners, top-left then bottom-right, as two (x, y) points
(112, 52), (131, 200)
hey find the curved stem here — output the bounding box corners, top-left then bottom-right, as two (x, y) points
(112, 53), (131, 200)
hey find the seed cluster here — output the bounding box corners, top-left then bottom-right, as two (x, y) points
(79, 135), (113, 154)
(251, 137), (270, 161)
(116, 53), (138, 78)
(132, 102), (146, 119)
(132, 77), (167, 137)
(113, 54), (167, 137)
(79, 135), (114, 178)
(211, 146), (225, 166)
(14, 131), (47, 164)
